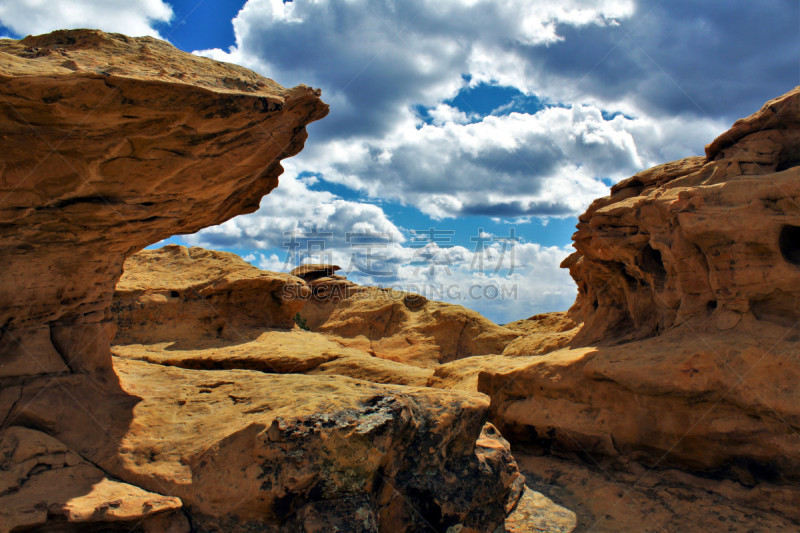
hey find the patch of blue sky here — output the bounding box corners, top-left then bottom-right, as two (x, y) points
(304, 175), (577, 250)
(0, 23), (19, 38)
(153, 0), (244, 52)
(414, 82), (551, 126)
(445, 82), (547, 117)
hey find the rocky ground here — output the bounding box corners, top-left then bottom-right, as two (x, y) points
(2, 28), (800, 532)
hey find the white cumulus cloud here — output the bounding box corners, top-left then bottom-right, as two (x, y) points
(0, 0), (172, 38)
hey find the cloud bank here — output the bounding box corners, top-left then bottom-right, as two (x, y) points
(0, 0), (172, 38)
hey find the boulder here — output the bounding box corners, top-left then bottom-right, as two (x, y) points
(9, 358), (524, 532)
(290, 263), (342, 282)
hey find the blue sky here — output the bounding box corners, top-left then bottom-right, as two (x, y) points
(2, 0), (798, 323)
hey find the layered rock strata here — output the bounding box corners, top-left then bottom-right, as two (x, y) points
(0, 29), (328, 377)
(298, 271), (520, 367)
(0, 30), (522, 531)
(480, 87), (800, 491)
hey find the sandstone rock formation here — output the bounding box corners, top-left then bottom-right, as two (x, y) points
(113, 246), (435, 385)
(0, 426), (188, 533)
(8, 26), (799, 533)
(0, 29), (328, 377)
(0, 30), (523, 532)
(113, 245), (308, 344)
(502, 312), (581, 356)
(480, 86), (800, 494)
(106, 246), (525, 529)
(562, 86), (800, 344)
(290, 263), (342, 281)
(11, 358), (524, 532)
(298, 273), (520, 367)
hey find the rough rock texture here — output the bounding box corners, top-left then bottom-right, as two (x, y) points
(502, 312), (581, 356)
(113, 245), (308, 344)
(300, 280), (520, 368)
(481, 86), (800, 495)
(103, 247), (524, 529)
(0, 29), (327, 376)
(112, 247), (434, 386)
(8, 359), (524, 532)
(427, 355), (532, 392)
(514, 450), (800, 532)
(0, 30), (523, 532)
(290, 263), (341, 282)
(0, 426), (188, 533)
(104, 246), (523, 532)
(562, 87), (800, 344)
(112, 328), (434, 386)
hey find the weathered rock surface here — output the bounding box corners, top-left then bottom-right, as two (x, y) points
(0, 30), (523, 532)
(0, 29), (328, 376)
(502, 312), (581, 357)
(481, 86), (800, 497)
(113, 245), (308, 344)
(0, 426), (188, 533)
(300, 281), (520, 368)
(513, 450), (800, 532)
(8, 358), (524, 532)
(112, 328), (434, 387)
(112, 248), (434, 386)
(563, 87), (800, 344)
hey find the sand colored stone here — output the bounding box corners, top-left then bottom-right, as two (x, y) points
(0, 29), (328, 375)
(481, 86), (800, 490)
(300, 283), (520, 367)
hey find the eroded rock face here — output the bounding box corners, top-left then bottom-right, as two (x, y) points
(113, 245), (308, 344)
(0, 29), (328, 376)
(103, 246), (524, 529)
(0, 426), (188, 533)
(300, 282), (520, 367)
(10, 359), (524, 532)
(562, 87), (800, 345)
(480, 87), (800, 490)
(0, 29), (518, 533)
(502, 312), (581, 357)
